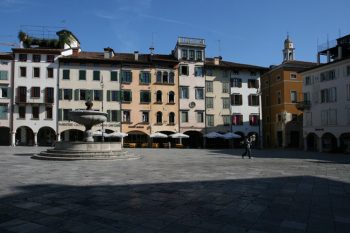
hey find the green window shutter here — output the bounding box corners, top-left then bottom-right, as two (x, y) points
(107, 110), (111, 122)
(130, 91), (132, 102)
(69, 89), (73, 100)
(107, 90), (110, 101)
(74, 89), (79, 100)
(58, 89), (62, 100)
(58, 109), (62, 121)
(116, 90), (120, 101)
(87, 90), (93, 101)
(111, 71), (118, 81)
(93, 71), (100, 81)
(116, 110), (121, 122)
(139, 72), (142, 83)
(130, 71), (133, 82)
(79, 70), (86, 80)
(63, 70), (70, 80)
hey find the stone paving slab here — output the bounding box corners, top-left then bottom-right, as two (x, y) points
(0, 146), (350, 232)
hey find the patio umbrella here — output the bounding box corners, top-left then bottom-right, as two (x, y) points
(221, 132), (241, 139)
(169, 132), (189, 144)
(204, 132), (222, 138)
(105, 132), (128, 138)
(92, 130), (103, 136)
(150, 132), (168, 138)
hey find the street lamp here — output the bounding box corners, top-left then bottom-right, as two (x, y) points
(256, 88), (262, 149)
(100, 75), (104, 142)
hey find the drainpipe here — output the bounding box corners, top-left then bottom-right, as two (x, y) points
(10, 54), (15, 146)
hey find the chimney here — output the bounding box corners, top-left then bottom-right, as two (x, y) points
(72, 48), (79, 56)
(104, 47), (114, 59)
(214, 56), (222, 65)
(134, 51), (139, 61)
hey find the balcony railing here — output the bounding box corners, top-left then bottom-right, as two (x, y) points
(296, 101), (311, 110)
(178, 37), (205, 46)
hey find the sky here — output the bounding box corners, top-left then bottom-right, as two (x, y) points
(0, 0), (349, 67)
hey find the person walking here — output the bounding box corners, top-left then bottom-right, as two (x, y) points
(241, 136), (252, 159)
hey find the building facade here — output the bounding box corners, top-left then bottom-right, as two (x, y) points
(301, 34), (350, 152)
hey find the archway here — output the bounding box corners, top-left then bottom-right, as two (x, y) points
(37, 127), (56, 146)
(340, 133), (350, 153)
(183, 130), (203, 148)
(0, 127), (10, 145)
(15, 126), (34, 146)
(322, 133), (337, 152)
(156, 130), (175, 148)
(233, 131), (245, 148)
(306, 133), (318, 151)
(124, 130), (149, 147)
(60, 129), (84, 142)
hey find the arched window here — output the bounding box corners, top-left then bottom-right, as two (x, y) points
(169, 72), (174, 84)
(156, 90), (162, 103)
(162, 71), (168, 83)
(168, 91), (175, 103)
(156, 71), (162, 83)
(156, 111), (162, 124)
(169, 112), (175, 124)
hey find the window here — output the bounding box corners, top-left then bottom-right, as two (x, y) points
(121, 70), (132, 83)
(62, 70), (70, 80)
(206, 115), (214, 126)
(197, 111), (204, 123)
(156, 90), (162, 103)
(223, 115), (230, 126)
(248, 79), (259, 88)
(142, 111), (149, 123)
(232, 114), (243, 125)
(32, 106), (39, 119)
(47, 68), (53, 78)
(122, 110), (131, 122)
(222, 82), (230, 93)
(31, 87), (40, 98)
(194, 66), (203, 77)
(230, 78), (242, 87)
(33, 55), (41, 62)
(181, 49), (188, 59)
(222, 98), (230, 109)
(0, 86), (8, 98)
(19, 106), (25, 118)
(108, 90), (120, 102)
(122, 90), (132, 102)
(47, 55), (54, 62)
(162, 71), (168, 83)
(166, 112), (175, 125)
(45, 87), (54, 103)
(206, 81), (213, 92)
(18, 86), (27, 102)
(108, 110), (120, 122)
(140, 72), (151, 84)
(181, 111), (188, 122)
(180, 65), (189, 76)
(169, 72), (175, 84)
(63, 109), (71, 121)
(93, 70), (100, 81)
(290, 91), (297, 103)
(140, 90), (151, 103)
(231, 94), (242, 105)
(290, 73), (297, 79)
(277, 91), (281, 104)
(79, 70), (86, 80)
(321, 87), (337, 103)
(33, 67), (40, 78)
(250, 71), (257, 76)
(20, 67), (26, 77)
(249, 114), (259, 126)
(156, 71), (162, 83)
(320, 70), (336, 82)
(180, 86), (189, 99)
(196, 51), (202, 61)
(231, 70), (239, 76)
(0, 71), (8, 80)
(19, 54), (27, 62)
(0, 104), (8, 119)
(305, 112), (312, 126)
(79, 89), (87, 100)
(156, 111), (162, 124)
(305, 76), (311, 85)
(195, 87), (204, 99)
(63, 89), (72, 100)
(111, 71), (118, 81)
(168, 91), (175, 103)
(347, 84), (350, 100)
(206, 97), (214, 108)
(189, 50), (195, 60)
(94, 90), (102, 101)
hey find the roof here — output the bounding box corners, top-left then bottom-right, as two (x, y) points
(300, 56), (350, 74)
(0, 52), (13, 60)
(264, 60), (317, 74)
(59, 51), (179, 66)
(205, 58), (268, 71)
(12, 48), (64, 55)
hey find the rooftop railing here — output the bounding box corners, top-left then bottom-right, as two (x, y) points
(178, 37), (205, 46)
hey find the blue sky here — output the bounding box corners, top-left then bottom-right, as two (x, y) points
(0, 0), (348, 67)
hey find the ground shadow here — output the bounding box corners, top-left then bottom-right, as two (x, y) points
(0, 176), (349, 232)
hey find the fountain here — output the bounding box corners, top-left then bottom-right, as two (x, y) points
(34, 101), (139, 160)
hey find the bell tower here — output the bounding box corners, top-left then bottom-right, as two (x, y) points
(283, 34), (295, 62)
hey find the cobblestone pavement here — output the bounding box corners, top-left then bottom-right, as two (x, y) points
(0, 146), (350, 233)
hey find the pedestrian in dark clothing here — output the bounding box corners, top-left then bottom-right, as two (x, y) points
(242, 136), (252, 159)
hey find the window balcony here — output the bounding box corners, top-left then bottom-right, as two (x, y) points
(296, 101), (311, 111)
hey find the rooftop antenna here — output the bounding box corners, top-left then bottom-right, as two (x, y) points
(338, 28), (341, 38)
(217, 39), (221, 57)
(149, 32), (155, 55)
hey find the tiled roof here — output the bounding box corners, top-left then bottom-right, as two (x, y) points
(205, 58), (268, 71)
(265, 60), (317, 74)
(0, 52), (13, 59)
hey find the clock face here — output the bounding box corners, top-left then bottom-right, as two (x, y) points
(189, 102), (196, 108)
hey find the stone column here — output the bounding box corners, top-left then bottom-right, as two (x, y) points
(318, 136), (323, 152)
(57, 133), (61, 142)
(11, 132), (16, 147)
(34, 132), (38, 146)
